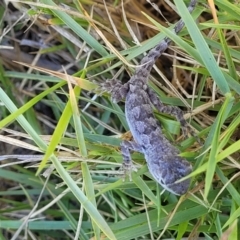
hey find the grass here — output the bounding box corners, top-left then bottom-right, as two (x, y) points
(0, 0), (240, 239)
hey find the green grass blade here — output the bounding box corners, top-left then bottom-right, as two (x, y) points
(69, 85), (87, 157)
(0, 87), (117, 239)
(174, 0), (230, 94)
(0, 82), (65, 129)
(82, 162), (101, 240)
(204, 93), (234, 199)
(40, 0), (108, 57)
(132, 174), (158, 206)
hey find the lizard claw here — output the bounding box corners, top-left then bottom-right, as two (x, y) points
(121, 162), (137, 181)
(182, 124), (202, 145)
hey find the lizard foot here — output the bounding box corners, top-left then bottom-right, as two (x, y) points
(96, 78), (129, 103)
(120, 162), (137, 181)
(181, 124), (202, 145)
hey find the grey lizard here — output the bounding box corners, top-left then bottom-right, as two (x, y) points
(100, 0), (198, 195)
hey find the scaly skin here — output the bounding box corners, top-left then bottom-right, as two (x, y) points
(100, 0), (197, 195)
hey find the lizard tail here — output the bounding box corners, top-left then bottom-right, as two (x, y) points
(132, 0), (198, 84)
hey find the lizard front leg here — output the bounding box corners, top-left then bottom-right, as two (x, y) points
(98, 79), (129, 103)
(120, 140), (143, 180)
(147, 87), (193, 137)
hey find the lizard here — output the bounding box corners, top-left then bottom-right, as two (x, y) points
(99, 0), (198, 195)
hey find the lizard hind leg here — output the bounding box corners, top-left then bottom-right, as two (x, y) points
(98, 79), (129, 103)
(147, 87), (194, 137)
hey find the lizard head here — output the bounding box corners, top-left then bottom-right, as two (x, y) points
(148, 156), (192, 195)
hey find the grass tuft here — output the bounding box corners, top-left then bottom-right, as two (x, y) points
(0, 0), (240, 239)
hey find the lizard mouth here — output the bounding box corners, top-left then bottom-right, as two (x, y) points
(148, 158), (192, 195)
